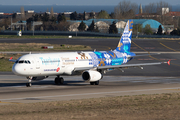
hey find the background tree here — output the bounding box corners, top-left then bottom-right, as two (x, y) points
(41, 13), (49, 22)
(78, 13), (84, 20)
(70, 11), (78, 20)
(87, 20), (95, 32)
(109, 12), (115, 19)
(143, 24), (153, 35)
(114, 0), (138, 19)
(12, 13), (17, 19)
(143, 1), (172, 25)
(170, 29), (180, 35)
(97, 10), (110, 19)
(83, 11), (86, 20)
(109, 21), (118, 34)
(57, 13), (66, 23)
(89, 12), (95, 19)
(87, 20), (99, 32)
(157, 25), (163, 35)
(50, 16), (57, 23)
(78, 21), (86, 31)
(33, 14), (39, 21)
(56, 22), (70, 31)
(26, 17), (33, 30)
(133, 24), (143, 35)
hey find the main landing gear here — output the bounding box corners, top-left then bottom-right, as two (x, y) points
(26, 76), (32, 87)
(90, 80), (99, 85)
(55, 76), (64, 85)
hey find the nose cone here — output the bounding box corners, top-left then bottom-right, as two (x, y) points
(12, 64), (22, 75)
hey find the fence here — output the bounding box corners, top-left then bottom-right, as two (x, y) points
(0, 30), (180, 38)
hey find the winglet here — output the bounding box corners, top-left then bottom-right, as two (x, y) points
(9, 57), (13, 60)
(167, 60), (171, 65)
(9, 57), (17, 62)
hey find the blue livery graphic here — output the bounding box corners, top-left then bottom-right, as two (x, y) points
(89, 20), (135, 67)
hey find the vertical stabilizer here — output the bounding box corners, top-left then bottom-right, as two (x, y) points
(115, 20), (133, 53)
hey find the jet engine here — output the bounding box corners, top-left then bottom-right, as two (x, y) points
(82, 70), (102, 82)
(31, 76), (49, 81)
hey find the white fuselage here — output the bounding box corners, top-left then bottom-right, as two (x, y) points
(12, 51), (131, 77)
(13, 52), (92, 76)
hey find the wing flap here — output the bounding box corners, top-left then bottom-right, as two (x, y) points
(98, 62), (163, 70)
(74, 62), (167, 72)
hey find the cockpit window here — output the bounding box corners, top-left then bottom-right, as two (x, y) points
(18, 60), (24, 63)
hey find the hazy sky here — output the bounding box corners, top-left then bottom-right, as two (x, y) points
(1, 0), (180, 5)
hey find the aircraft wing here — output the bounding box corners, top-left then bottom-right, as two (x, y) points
(129, 53), (161, 58)
(9, 57), (17, 62)
(74, 61), (169, 72)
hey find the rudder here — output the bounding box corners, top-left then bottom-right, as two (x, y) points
(115, 20), (133, 53)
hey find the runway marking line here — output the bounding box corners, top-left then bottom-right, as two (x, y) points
(132, 41), (180, 67)
(159, 42), (179, 52)
(0, 87), (180, 101)
(132, 41), (159, 61)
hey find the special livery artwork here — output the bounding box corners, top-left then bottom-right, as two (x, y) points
(88, 51), (129, 67)
(10, 19), (168, 87)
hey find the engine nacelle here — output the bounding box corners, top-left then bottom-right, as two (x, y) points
(82, 70), (102, 82)
(31, 76), (48, 81)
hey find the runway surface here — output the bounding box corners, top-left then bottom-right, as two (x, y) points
(0, 38), (180, 104)
(0, 75), (180, 105)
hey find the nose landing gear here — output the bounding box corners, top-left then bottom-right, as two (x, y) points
(55, 76), (64, 85)
(26, 76), (32, 87)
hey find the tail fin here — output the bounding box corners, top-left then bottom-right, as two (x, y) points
(115, 20), (133, 53)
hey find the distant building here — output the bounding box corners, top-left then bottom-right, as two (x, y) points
(136, 13), (160, 18)
(165, 12), (180, 17)
(68, 19), (163, 33)
(27, 10), (34, 14)
(162, 8), (169, 15)
(139, 4), (143, 14)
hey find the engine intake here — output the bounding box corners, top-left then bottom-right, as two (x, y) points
(82, 70), (102, 82)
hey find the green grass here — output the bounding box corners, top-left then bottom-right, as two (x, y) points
(0, 43), (92, 71)
(0, 43), (92, 52)
(0, 35), (120, 39)
(0, 59), (14, 72)
(0, 93), (180, 120)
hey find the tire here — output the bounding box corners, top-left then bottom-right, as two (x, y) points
(90, 82), (95, 85)
(60, 77), (64, 85)
(55, 77), (59, 85)
(95, 81), (99, 85)
(26, 83), (31, 87)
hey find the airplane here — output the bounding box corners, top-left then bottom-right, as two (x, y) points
(9, 20), (170, 87)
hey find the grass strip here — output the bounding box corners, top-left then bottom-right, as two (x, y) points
(0, 93), (180, 120)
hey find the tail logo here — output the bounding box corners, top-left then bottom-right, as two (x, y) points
(115, 20), (133, 52)
(129, 21), (133, 31)
(117, 42), (123, 51)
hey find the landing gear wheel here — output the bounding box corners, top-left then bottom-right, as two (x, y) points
(55, 77), (59, 85)
(26, 83), (31, 87)
(26, 76), (32, 87)
(90, 81), (99, 85)
(59, 77), (64, 84)
(90, 82), (95, 85)
(54, 76), (64, 85)
(95, 81), (99, 85)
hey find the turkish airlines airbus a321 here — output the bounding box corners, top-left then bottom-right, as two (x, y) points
(9, 20), (170, 87)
